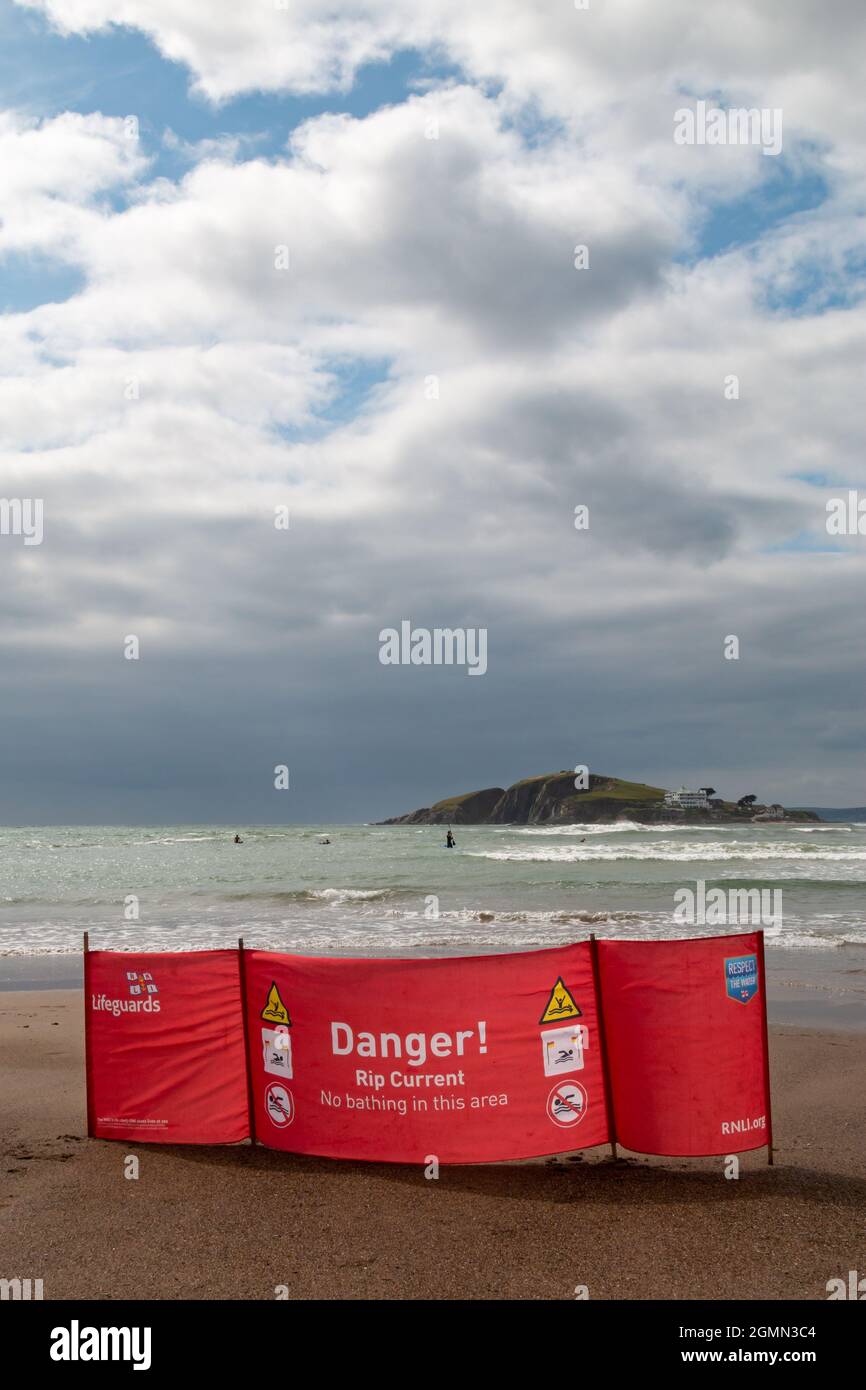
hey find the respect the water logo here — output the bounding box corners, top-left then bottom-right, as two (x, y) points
(724, 954), (759, 1004)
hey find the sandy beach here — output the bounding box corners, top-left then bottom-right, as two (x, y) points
(2, 985), (864, 1301)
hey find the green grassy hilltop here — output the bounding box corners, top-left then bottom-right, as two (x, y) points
(379, 773), (818, 825)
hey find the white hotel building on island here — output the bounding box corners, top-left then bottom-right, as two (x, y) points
(663, 787), (710, 809)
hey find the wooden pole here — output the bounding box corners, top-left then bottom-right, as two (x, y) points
(237, 938), (257, 1145)
(83, 932), (95, 1138)
(757, 928), (774, 1166)
(589, 933), (618, 1160)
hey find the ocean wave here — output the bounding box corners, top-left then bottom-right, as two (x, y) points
(382, 906), (649, 926)
(466, 844), (866, 863)
(687, 877), (866, 891)
(308, 888), (390, 903)
(5, 904), (866, 956)
(134, 835), (222, 845)
(222, 887), (391, 905)
(3, 822), (866, 960)
(795, 826), (852, 833)
(505, 821), (724, 835)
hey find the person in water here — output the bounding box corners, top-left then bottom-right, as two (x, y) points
(234, 834), (243, 844)
(446, 830), (455, 848)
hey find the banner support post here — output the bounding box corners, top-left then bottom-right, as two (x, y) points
(589, 933), (618, 1161)
(83, 932), (95, 1138)
(237, 938), (258, 1146)
(757, 929), (774, 1166)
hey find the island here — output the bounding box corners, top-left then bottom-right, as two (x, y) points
(378, 773), (822, 825)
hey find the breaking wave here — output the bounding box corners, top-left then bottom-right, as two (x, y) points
(467, 843), (866, 864)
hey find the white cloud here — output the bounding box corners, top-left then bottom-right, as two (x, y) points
(0, 110), (147, 257)
(16, 0), (866, 157)
(2, 5), (866, 807)
(15, 0), (418, 101)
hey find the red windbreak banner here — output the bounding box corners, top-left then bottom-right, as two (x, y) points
(243, 944), (611, 1163)
(597, 932), (769, 1156)
(85, 949), (249, 1145)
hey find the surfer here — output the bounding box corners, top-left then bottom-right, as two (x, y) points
(234, 834), (243, 844)
(446, 829), (455, 848)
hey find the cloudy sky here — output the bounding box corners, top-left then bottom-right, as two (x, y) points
(1, 0), (864, 823)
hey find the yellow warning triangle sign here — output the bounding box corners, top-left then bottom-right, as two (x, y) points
(261, 981), (291, 1026)
(539, 977), (581, 1025)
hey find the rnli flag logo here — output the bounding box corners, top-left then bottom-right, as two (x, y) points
(126, 970), (158, 997)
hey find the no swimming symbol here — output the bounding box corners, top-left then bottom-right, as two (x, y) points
(265, 1082), (295, 1128)
(546, 1081), (587, 1128)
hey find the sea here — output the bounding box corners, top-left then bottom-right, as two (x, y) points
(1, 816), (865, 953)
(2, 821), (864, 1021)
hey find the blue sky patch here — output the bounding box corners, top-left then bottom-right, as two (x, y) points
(764, 530), (844, 555)
(0, 251), (86, 313)
(0, 8), (460, 171)
(273, 358), (393, 443)
(696, 160), (829, 260)
(760, 246), (866, 317)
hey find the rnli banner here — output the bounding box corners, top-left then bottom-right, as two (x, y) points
(85, 948), (249, 1145)
(242, 944), (611, 1163)
(597, 932), (770, 1156)
(83, 932), (771, 1162)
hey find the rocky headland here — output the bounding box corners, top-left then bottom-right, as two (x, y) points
(378, 772), (821, 825)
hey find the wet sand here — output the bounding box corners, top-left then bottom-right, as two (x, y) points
(1, 987), (864, 1300)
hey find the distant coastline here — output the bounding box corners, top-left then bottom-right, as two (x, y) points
(379, 772), (822, 826)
